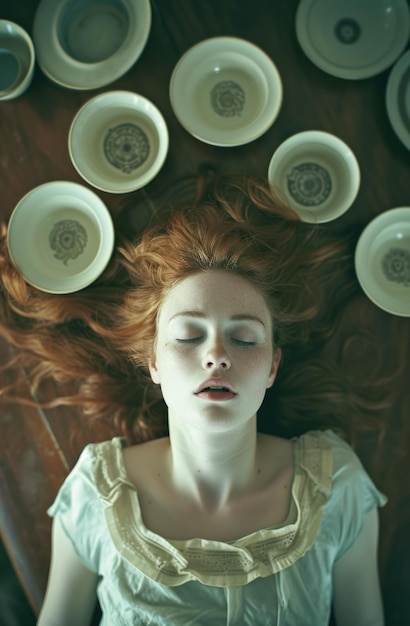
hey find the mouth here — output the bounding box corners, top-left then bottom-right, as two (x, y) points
(194, 380), (236, 401)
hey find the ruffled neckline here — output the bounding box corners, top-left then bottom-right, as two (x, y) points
(92, 431), (332, 587)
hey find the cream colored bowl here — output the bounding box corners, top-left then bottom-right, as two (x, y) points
(7, 181), (114, 294)
(170, 37), (282, 146)
(386, 50), (410, 151)
(355, 207), (410, 317)
(69, 91), (169, 193)
(0, 20), (35, 100)
(268, 130), (360, 223)
(33, 0), (151, 90)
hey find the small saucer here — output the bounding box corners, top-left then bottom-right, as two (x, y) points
(355, 207), (410, 316)
(296, 0), (410, 79)
(170, 37), (282, 146)
(33, 0), (151, 90)
(7, 181), (115, 294)
(386, 50), (410, 150)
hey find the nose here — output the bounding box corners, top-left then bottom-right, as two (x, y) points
(202, 337), (231, 370)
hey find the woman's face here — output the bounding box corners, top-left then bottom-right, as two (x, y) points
(149, 270), (281, 431)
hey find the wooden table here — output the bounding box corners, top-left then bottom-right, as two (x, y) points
(0, 1), (409, 623)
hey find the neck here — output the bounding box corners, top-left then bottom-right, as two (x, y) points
(166, 415), (259, 512)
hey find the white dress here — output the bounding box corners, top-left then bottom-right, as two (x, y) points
(48, 429), (387, 625)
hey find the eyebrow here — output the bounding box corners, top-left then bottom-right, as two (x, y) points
(169, 311), (267, 327)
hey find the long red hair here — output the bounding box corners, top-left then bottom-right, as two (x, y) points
(0, 173), (390, 443)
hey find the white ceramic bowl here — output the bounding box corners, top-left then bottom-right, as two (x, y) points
(69, 91), (169, 193)
(268, 130), (360, 223)
(7, 181), (115, 294)
(386, 49), (410, 151)
(170, 36), (282, 146)
(33, 0), (151, 90)
(0, 20), (35, 100)
(355, 207), (410, 317)
(296, 0), (410, 79)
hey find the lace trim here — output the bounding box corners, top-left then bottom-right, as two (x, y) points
(92, 432), (332, 587)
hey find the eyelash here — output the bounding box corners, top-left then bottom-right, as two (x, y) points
(176, 337), (202, 344)
(232, 338), (256, 346)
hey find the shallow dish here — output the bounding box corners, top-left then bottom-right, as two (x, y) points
(7, 181), (114, 294)
(386, 50), (410, 151)
(169, 36), (282, 146)
(296, 0), (410, 79)
(355, 207), (410, 317)
(69, 91), (169, 193)
(268, 130), (360, 223)
(33, 0), (151, 90)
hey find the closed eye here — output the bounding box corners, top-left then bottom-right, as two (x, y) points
(176, 337), (203, 344)
(231, 338), (256, 346)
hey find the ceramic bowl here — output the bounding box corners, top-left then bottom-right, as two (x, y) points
(33, 0), (151, 89)
(268, 130), (360, 223)
(170, 36), (282, 146)
(7, 181), (115, 294)
(386, 49), (410, 151)
(68, 91), (169, 193)
(355, 207), (410, 317)
(296, 0), (410, 79)
(0, 20), (35, 100)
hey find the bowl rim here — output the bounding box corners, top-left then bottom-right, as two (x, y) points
(354, 206), (410, 316)
(68, 90), (169, 193)
(169, 35), (283, 147)
(386, 49), (410, 151)
(32, 0), (151, 89)
(7, 180), (115, 294)
(296, 0), (410, 79)
(267, 130), (361, 223)
(0, 20), (35, 86)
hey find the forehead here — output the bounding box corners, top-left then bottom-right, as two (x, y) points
(158, 270), (272, 323)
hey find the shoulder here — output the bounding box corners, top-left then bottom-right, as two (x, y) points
(259, 429), (375, 493)
(293, 429), (386, 521)
(47, 439), (127, 573)
(320, 429), (363, 472)
(70, 437), (125, 471)
(122, 437), (169, 490)
(325, 432), (379, 508)
(259, 432), (294, 475)
(296, 429), (364, 478)
(301, 430), (387, 560)
(122, 436), (169, 464)
(49, 437), (127, 515)
(296, 429), (386, 501)
(279, 430), (386, 567)
(258, 432), (293, 462)
(313, 430), (384, 500)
